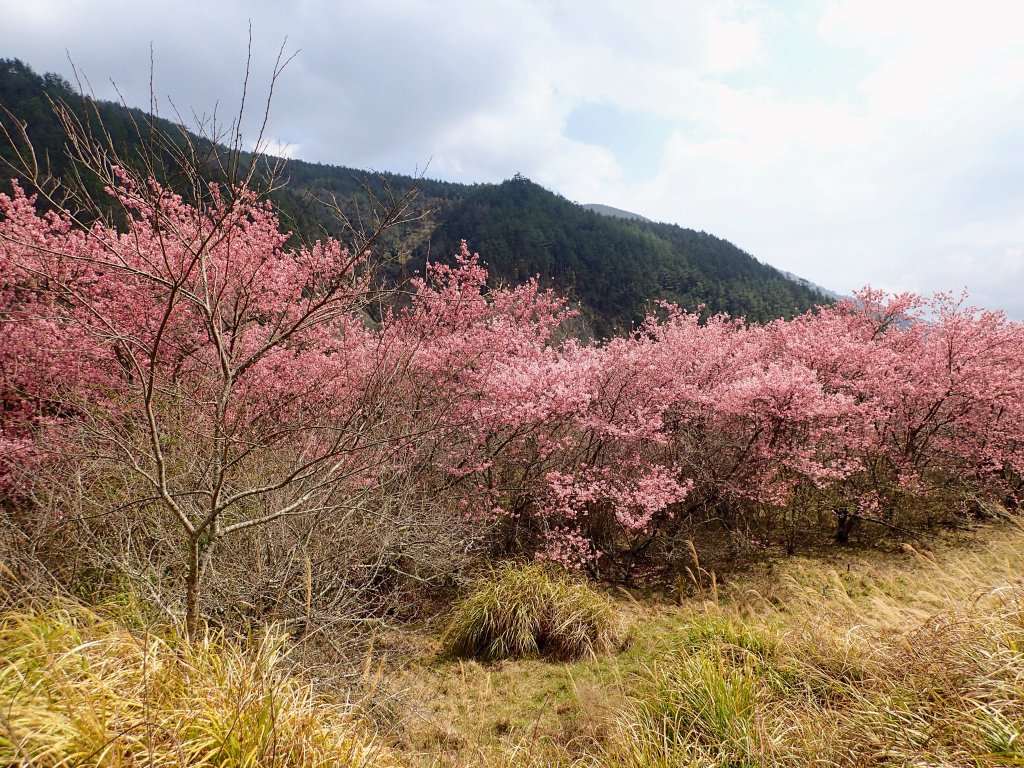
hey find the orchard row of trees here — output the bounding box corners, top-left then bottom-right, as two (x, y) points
(3, 168), (1023, 635)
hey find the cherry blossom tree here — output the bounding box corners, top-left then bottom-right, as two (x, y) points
(0, 171), (428, 634)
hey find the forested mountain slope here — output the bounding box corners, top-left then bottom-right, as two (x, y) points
(0, 57), (830, 333)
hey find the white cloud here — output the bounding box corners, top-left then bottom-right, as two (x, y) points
(705, 16), (762, 73)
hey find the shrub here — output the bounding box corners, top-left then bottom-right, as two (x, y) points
(0, 600), (394, 768)
(442, 561), (622, 661)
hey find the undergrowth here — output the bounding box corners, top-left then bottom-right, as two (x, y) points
(608, 531), (1024, 767)
(0, 600), (394, 767)
(402, 524), (1024, 767)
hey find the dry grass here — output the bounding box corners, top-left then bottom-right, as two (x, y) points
(400, 522), (1024, 767)
(610, 525), (1024, 766)
(0, 600), (395, 767)
(6, 523), (1024, 767)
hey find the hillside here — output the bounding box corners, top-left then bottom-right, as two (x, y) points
(0, 57), (830, 333)
(417, 176), (829, 333)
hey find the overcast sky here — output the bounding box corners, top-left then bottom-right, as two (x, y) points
(4, 0), (1024, 317)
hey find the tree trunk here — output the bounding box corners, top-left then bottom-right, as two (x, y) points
(185, 535), (216, 640)
(185, 538), (202, 639)
(834, 507), (856, 545)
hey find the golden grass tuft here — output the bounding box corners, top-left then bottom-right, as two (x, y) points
(0, 600), (396, 767)
(442, 562), (623, 662)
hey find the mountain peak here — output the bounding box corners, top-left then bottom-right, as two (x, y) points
(582, 203), (651, 223)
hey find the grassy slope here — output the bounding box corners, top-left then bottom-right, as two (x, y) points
(395, 523), (1024, 767)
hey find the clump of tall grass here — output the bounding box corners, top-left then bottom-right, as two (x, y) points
(610, 613), (784, 768)
(676, 613), (777, 664)
(625, 652), (765, 767)
(815, 589), (1024, 765)
(0, 600), (395, 767)
(443, 561), (623, 661)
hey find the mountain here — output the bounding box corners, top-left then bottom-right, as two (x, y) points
(0, 58), (832, 335)
(780, 270), (847, 302)
(582, 203), (651, 222)
(418, 176), (831, 334)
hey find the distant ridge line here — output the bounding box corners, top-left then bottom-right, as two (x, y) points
(582, 203), (651, 222)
